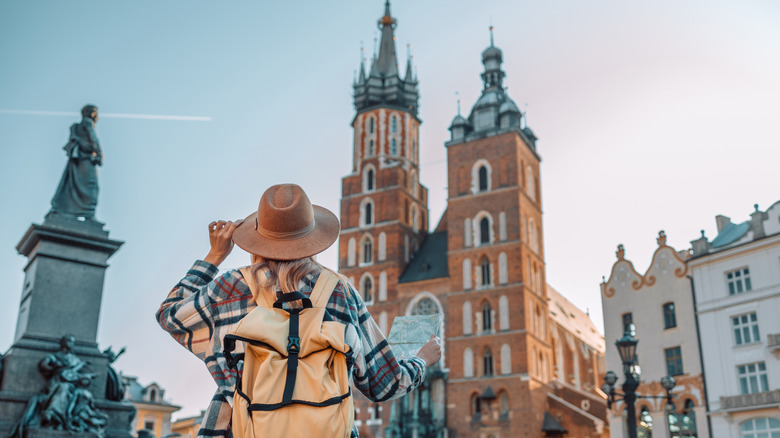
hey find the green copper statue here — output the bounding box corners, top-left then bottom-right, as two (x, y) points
(49, 105), (103, 220)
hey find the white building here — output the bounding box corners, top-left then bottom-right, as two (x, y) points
(601, 231), (707, 438)
(689, 201), (780, 437)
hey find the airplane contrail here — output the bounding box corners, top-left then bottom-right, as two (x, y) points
(0, 109), (212, 122)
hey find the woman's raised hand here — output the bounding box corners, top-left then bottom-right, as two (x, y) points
(204, 219), (243, 267)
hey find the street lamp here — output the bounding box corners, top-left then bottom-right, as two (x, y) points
(602, 324), (676, 438)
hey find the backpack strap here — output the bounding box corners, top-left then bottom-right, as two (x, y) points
(238, 266), (275, 309)
(309, 270), (340, 309)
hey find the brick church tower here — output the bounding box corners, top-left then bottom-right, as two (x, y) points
(339, 5), (608, 437)
(339, 0), (428, 317)
(443, 28), (555, 435)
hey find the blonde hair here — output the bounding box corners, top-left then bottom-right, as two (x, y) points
(248, 254), (346, 305)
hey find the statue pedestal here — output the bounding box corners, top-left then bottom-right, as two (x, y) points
(0, 217), (133, 437)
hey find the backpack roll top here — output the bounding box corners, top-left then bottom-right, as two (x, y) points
(226, 269), (354, 438)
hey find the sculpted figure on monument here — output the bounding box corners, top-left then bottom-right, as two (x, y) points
(7, 335), (107, 437)
(103, 345), (126, 401)
(49, 104), (103, 220)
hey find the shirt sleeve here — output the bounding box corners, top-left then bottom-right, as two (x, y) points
(155, 260), (221, 359)
(343, 281), (427, 402)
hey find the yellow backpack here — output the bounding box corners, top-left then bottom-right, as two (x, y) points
(224, 269), (354, 438)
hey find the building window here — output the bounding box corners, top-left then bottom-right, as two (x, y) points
(663, 302), (677, 329)
(733, 312), (760, 345)
(411, 296), (438, 315)
(665, 346), (683, 376)
(727, 267), (752, 295)
(480, 256), (491, 286)
(677, 399), (697, 437)
(478, 166), (488, 192)
(362, 236), (373, 265)
(463, 301), (472, 335)
(464, 348), (474, 377)
(369, 117), (375, 134)
(369, 139), (375, 156)
(741, 417), (780, 438)
(391, 115), (397, 133)
(366, 168), (374, 191)
(482, 301), (492, 332)
(364, 201), (373, 226)
(480, 217), (490, 244)
(361, 275), (374, 304)
(638, 406), (653, 437)
(738, 362), (769, 394)
(483, 349), (494, 377)
(391, 138), (397, 155)
(499, 391), (509, 418)
(622, 313), (633, 334)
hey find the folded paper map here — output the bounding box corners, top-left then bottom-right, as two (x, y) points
(387, 313), (442, 360)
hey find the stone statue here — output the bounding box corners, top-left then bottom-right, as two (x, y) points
(8, 335), (107, 437)
(49, 105), (103, 220)
(103, 346), (126, 401)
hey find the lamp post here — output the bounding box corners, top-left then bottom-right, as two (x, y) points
(602, 325), (676, 438)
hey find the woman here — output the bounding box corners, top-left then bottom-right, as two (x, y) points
(157, 184), (441, 437)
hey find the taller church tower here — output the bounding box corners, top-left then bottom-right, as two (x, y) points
(339, 1), (429, 323)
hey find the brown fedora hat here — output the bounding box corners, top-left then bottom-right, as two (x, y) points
(233, 184), (340, 261)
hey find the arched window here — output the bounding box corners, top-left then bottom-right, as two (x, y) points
(366, 168), (374, 191)
(470, 392), (481, 417)
(361, 275), (374, 304)
(478, 166), (488, 192)
(378, 232), (387, 261)
(463, 258), (472, 290)
(391, 138), (397, 155)
(347, 237), (356, 266)
(500, 343), (511, 374)
(680, 399), (697, 436)
(363, 200), (373, 226)
(148, 388), (157, 402)
(391, 115), (397, 133)
(361, 235), (373, 265)
(499, 295), (509, 331)
(483, 349), (494, 377)
(638, 406), (653, 438)
(411, 205), (419, 231)
(480, 256), (491, 286)
(369, 139), (375, 156)
(529, 218), (539, 253)
(482, 301), (492, 332)
(463, 301), (473, 335)
(526, 165), (536, 201)
(464, 218), (472, 247)
(480, 217), (490, 244)
(464, 348), (474, 377)
(369, 117), (375, 134)
(471, 159), (492, 194)
(411, 297), (438, 315)
(378, 271), (387, 301)
(741, 417), (780, 438)
(499, 391), (509, 417)
(498, 252), (508, 285)
(499, 212), (507, 241)
(379, 311), (388, 334)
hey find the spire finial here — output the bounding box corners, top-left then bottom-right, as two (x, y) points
(456, 91), (462, 115)
(489, 24), (494, 47)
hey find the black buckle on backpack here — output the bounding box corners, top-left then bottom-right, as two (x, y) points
(287, 336), (300, 354)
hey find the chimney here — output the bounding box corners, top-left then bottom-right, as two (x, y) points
(750, 204), (767, 239)
(715, 215), (732, 232)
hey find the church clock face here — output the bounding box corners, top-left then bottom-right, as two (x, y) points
(411, 297), (437, 315)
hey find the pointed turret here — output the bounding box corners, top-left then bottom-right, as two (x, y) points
(353, 1), (419, 116)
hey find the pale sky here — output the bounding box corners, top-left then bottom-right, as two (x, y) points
(1, 0), (778, 419)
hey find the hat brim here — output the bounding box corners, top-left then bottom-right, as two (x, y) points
(232, 205), (340, 261)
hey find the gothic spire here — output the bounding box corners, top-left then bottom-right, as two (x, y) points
(373, 0), (399, 77)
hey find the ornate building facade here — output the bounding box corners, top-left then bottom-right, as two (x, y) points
(339, 3), (608, 437)
(601, 233), (708, 438)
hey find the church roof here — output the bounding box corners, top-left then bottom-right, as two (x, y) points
(399, 231), (449, 283)
(546, 284), (605, 352)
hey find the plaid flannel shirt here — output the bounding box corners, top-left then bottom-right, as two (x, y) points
(156, 260), (426, 437)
